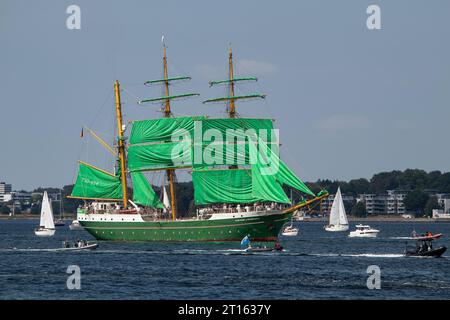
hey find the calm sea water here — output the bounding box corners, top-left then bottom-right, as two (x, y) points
(0, 219), (449, 300)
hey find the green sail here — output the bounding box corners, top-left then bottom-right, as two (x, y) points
(131, 172), (164, 208)
(70, 162), (123, 200)
(255, 137), (315, 197)
(127, 141), (192, 171)
(129, 116), (206, 144)
(248, 138), (291, 204)
(193, 169), (256, 204)
(193, 118), (276, 168)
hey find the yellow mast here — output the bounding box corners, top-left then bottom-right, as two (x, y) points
(114, 80), (128, 208)
(162, 44), (177, 220)
(228, 46), (236, 118)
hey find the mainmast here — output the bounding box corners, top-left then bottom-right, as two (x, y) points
(138, 38), (199, 220)
(228, 46), (236, 118)
(114, 80), (128, 208)
(203, 45), (266, 117)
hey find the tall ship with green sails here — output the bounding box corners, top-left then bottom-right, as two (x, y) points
(69, 43), (328, 242)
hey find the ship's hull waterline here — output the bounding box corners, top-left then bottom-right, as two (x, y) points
(78, 211), (292, 242)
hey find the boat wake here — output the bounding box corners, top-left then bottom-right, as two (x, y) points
(308, 253), (405, 258)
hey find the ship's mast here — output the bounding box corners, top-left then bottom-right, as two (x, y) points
(114, 80), (128, 208)
(228, 46), (236, 118)
(203, 46), (266, 112)
(162, 44), (178, 220)
(139, 38), (199, 220)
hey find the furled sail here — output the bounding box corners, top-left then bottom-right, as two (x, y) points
(130, 172), (164, 208)
(70, 161), (123, 200)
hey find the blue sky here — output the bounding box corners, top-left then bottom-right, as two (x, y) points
(1, 0), (450, 190)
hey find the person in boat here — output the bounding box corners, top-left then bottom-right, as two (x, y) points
(274, 242), (283, 251)
(411, 230), (417, 238)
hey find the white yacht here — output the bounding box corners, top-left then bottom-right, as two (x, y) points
(324, 187), (349, 232)
(281, 219), (299, 236)
(348, 224), (379, 238)
(34, 191), (56, 237)
(69, 219), (83, 230)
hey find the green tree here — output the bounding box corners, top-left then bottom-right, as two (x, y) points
(424, 195), (440, 217)
(350, 201), (367, 217)
(404, 189), (429, 216)
(0, 204), (11, 215)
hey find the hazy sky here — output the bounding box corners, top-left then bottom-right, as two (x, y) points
(1, 0), (450, 190)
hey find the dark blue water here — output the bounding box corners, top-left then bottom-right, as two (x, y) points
(1, 220), (449, 299)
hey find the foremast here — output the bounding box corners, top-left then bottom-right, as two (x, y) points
(114, 80), (129, 208)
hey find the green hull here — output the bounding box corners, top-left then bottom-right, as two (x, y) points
(79, 212), (291, 242)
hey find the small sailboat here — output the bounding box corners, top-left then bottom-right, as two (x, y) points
(281, 219), (299, 236)
(35, 191), (56, 237)
(324, 187), (349, 232)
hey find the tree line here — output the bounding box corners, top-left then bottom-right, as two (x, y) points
(2, 169), (449, 217)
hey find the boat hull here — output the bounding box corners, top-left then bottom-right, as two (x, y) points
(34, 228), (55, 237)
(348, 231), (378, 238)
(406, 246), (447, 258)
(79, 211), (292, 242)
(325, 225), (349, 232)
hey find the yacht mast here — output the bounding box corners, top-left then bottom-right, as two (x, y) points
(114, 80), (129, 208)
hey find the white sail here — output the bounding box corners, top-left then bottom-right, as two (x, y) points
(329, 187), (348, 226)
(40, 191), (55, 229)
(163, 186), (170, 213)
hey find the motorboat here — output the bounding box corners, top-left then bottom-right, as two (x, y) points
(348, 224), (379, 238)
(58, 240), (98, 252)
(54, 219), (65, 227)
(324, 187), (349, 232)
(281, 225), (298, 236)
(35, 191), (56, 237)
(281, 219), (298, 236)
(405, 232), (446, 258)
(245, 244), (284, 252)
(241, 235), (283, 252)
(69, 220), (84, 230)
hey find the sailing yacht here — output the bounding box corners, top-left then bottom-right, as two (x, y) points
(35, 191), (56, 236)
(324, 187), (349, 232)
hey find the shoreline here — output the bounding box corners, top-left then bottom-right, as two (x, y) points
(304, 216), (443, 223)
(0, 214), (447, 223)
(0, 214), (76, 220)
